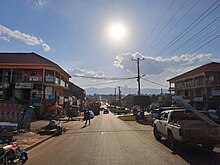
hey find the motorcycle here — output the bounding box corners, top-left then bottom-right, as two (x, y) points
(0, 137), (28, 164)
(55, 121), (66, 136)
(135, 110), (145, 122)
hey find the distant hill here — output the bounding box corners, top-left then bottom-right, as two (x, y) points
(85, 87), (166, 95)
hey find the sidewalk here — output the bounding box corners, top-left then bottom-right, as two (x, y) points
(16, 116), (83, 151)
(16, 120), (53, 151)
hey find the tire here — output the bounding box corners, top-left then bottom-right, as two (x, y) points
(153, 126), (162, 141)
(5, 153), (15, 165)
(202, 145), (214, 152)
(168, 131), (179, 152)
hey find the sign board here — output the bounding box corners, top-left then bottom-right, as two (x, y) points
(29, 76), (43, 82)
(45, 75), (55, 82)
(15, 83), (32, 89)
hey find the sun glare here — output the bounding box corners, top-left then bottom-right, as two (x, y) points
(108, 22), (126, 41)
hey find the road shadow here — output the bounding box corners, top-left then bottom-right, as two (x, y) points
(37, 130), (55, 136)
(136, 119), (153, 125)
(81, 125), (87, 129)
(158, 139), (220, 164)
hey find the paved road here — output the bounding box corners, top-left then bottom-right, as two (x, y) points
(26, 112), (220, 165)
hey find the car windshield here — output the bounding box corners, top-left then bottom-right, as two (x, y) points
(151, 110), (159, 114)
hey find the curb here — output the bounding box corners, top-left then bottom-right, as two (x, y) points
(24, 119), (79, 152)
(24, 133), (56, 152)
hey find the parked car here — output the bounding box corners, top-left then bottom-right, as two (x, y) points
(69, 105), (80, 117)
(89, 110), (95, 119)
(153, 109), (220, 152)
(199, 109), (220, 124)
(149, 108), (160, 119)
(114, 107), (130, 115)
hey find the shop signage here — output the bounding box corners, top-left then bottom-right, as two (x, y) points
(15, 83), (32, 89)
(29, 76), (43, 82)
(0, 83), (9, 88)
(45, 75), (55, 82)
(31, 99), (42, 106)
(48, 95), (55, 100)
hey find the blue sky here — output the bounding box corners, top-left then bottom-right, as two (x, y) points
(1, 0), (220, 94)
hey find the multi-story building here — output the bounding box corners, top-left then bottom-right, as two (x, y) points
(0, 52), (71, 115)
(167, 62), (220, 110)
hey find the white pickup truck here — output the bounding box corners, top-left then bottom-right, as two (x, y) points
(153, 109), (220, 152)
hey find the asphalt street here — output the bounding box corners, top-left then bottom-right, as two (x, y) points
(26, 112), (220, 165)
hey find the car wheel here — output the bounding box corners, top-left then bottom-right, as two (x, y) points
(202, 145), (214, 152)
(168, 131), (179, 152)
(153, 126), (162, 141)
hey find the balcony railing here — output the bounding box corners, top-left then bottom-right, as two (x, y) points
(0, 75), (68, 88)
(211, 90), (220, 96)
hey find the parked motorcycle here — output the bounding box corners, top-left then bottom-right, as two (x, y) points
(55, 121), (66, 136)
(135, 109), (145, 122)
(0, 137), (28, 164)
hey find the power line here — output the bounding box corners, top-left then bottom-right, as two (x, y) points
(146, 0), (188, 54)
(147, 0), (200, 55)
(141, 0), (220, 75)
(71, 74), (137, 80)
(179, 23), (220, 54)
(168, 15), (220, 55)
(80, 79), (129, 87)
(137, 0), (220, 90)
(189, 34), (220, 54)
(155, 0), (220, 56)
(142, 78), (168, 88)
(136, 0), (176, 51)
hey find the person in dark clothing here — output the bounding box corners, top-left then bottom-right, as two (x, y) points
(67, 109), (74, 121)
(140, 108), (145, 121)
(85, 110), (91, 125)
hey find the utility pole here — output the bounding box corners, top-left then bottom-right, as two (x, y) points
(118, 86), (121, 108)
(132, 57), (145, 95)
(114, 87), (117, 108)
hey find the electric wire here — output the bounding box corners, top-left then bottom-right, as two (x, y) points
(136, 0), (176, 51)
(189, 34), (220, 54)
(139, 0), (220, 90)
(148, 0), (200, 55)
(71, 74), (137, 80)
(146, 0), (188, 54)
(179, 23), (220, 54)
(81, 79), (129, 87)
(167, 15), (220, 55)
(155, 0), (220, 56)
(141, 0), (220, 74)
(73, 1), (220, 91)
(142, 78), (168, 88)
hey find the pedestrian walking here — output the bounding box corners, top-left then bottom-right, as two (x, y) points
(84, 109), (91, 125)
(67, 108), (74, 121)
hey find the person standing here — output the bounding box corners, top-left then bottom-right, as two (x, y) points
(85, 109), (91, 125)
(67, 108), (74, 121)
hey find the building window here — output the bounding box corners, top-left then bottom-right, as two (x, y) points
(14, 72), (22, 81)
(0, 91), (3, 100)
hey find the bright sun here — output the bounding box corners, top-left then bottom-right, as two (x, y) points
(108, 23), (126, 41)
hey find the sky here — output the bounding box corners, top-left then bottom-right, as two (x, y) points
(1, 0), (220, 94)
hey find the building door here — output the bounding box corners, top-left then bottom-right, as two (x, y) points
(22, 89), (31, 105)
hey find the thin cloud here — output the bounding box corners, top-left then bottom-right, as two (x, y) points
(68, 68), (105, 78)
(0, 24), (50, 51)
(0, 36), (9, 42)
(114, 52), (220, 76)
(34, 0), (47, 7)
